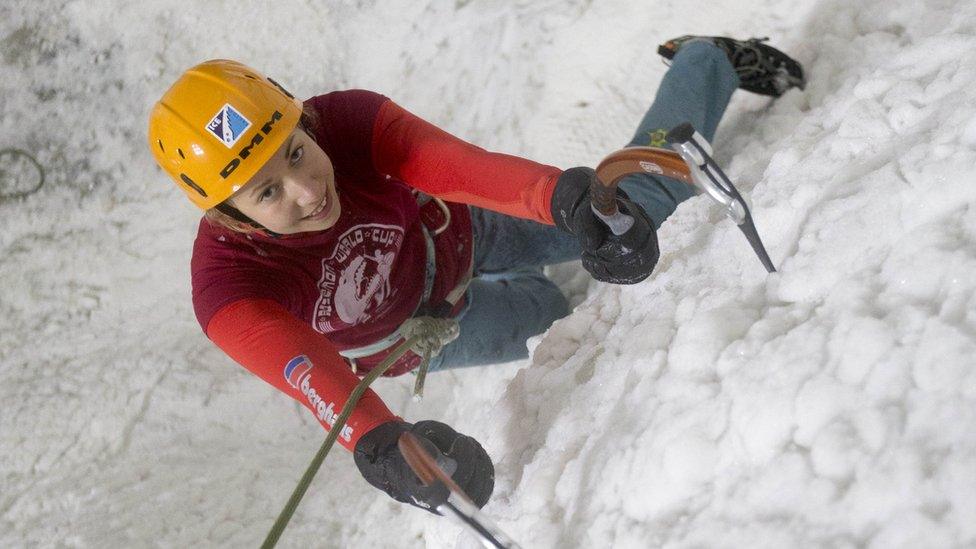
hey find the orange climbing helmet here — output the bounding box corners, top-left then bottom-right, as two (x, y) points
(147, 59), (303, 209)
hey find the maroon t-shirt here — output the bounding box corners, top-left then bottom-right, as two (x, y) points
(191, 90), (471, 367)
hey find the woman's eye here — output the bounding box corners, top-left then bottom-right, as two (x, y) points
(290, 146), (304, 165)
(259, 185), (277, 202)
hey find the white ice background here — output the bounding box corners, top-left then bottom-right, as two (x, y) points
(2, 0), (976, 547)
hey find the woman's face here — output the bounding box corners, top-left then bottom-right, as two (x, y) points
(227, 126), (340, 234)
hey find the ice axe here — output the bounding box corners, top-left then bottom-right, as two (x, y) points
(398, 432), (522, 549)
(589, 122), (777, 273)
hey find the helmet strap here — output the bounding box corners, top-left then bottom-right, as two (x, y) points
(214, 203), (282, 238)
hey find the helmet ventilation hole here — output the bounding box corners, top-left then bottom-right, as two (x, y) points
(268, 77), (295, 99)
(178, 148), (186, 159)
(157, 140), (165, 153)
(180, 173), (208, 198)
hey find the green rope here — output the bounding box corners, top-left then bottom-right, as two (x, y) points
(0, 148), (45, 200)
(261, 334), (422, 549)
(412, 349), (432, 400)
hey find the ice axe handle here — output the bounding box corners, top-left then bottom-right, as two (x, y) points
(589, 171), (634, 236)
(592, 146), (695, 236)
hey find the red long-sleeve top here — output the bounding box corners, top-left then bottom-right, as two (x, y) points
(192, 90), (561, 450)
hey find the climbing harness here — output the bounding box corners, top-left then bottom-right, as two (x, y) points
(339, 194), (472, 396)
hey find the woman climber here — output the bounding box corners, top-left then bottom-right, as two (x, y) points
(147, 34), (804, 513)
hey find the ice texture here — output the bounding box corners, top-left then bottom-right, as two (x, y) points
(2, 0), (975, 547)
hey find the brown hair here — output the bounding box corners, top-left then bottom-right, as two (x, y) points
(203, 106), (322, 234)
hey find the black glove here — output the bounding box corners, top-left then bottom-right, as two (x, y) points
(353, 420), (494, 514)
(551, 167), (660, 284)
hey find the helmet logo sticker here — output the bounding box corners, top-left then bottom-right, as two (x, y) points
(219, 110), (283, 179)
(206, 103), (252, 148)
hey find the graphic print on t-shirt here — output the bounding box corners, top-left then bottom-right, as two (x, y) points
(313, 223), (404, 332)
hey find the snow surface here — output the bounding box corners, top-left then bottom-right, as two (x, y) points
(3, 0), (976, 547)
